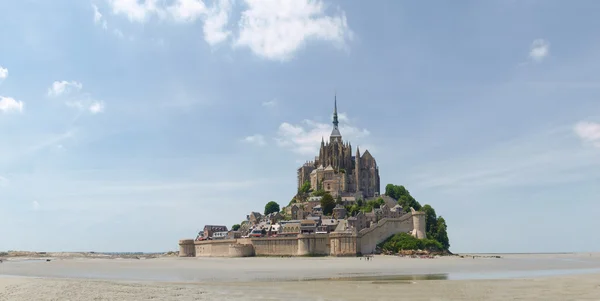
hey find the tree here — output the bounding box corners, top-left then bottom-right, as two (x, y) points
(231, 224), (241, 231)
(335, 195), (343, 205)
(320, 193), (336, 216)
(348, 204), (360, 216)
(421, 204), (438, 239)
(312, 189), (327, 197)
(385, 184), (421, 212)
(436, 217), (450, 250)
(264, 201), (280, 215)
(377, 233), (443, 253)
(299, 181), (311, 194)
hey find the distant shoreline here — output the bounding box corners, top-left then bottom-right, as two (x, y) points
(0, 251), (177, 260)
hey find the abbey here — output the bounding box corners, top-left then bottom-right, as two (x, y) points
(297, 98), (380, 198)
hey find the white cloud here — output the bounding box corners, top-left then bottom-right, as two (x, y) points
(234, 0), (352, 61)
(168, 0), (207, 22)
(93, 4), (109, 30)
(574, 121), (600, 148)
(89, 101), (105, 114)
(0, 96), (24, 113)
(0, 176), (8, 187)
(107, 0), (209, 23)
(262, 99), (277, 107)
(105, 0), (353, 55)
(93, 4), (103, 23)
(242, 134), (266, 146)
(47, 80), (83, 97)
(529, 39), (549, 62)
(203, 0), (232, 45)
(32, 201), (40, 211)
(106, 0), (164, 23)
(275, 113), (369, 155)
(0, 66), (8, 80)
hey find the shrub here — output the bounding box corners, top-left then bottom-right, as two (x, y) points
(377, 233), (444, 253)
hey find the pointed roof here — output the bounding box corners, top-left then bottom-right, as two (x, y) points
(330, 95), (342, 138)
(362, 150), (374, 161)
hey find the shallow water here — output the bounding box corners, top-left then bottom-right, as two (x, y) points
(1, 254), (600, 283)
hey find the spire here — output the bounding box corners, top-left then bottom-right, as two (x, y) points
(330, 94), (342, 141)
(333, 94), (339, 129)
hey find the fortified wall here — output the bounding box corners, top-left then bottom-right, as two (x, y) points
(179, 209), (426, 257)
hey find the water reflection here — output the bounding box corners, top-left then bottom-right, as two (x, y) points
(301, 274), (449, 282)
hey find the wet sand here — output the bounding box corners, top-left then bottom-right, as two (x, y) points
(2, 274), (600, 300)
(1, 253), (600, 300)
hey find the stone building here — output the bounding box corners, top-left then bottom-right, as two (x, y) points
(297, 98), (380, 198)
(202, 225), (228, 239)
(290, 204), (305, 220)
(332, 204), (347, 219)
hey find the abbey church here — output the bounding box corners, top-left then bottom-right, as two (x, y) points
(297, 98), (380, 198)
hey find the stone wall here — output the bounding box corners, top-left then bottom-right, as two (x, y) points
(329, 232), (358, 256)
(228, 243), (255, 257)
(178, 239), (195, 257)
(251, 237), (298, 256)
(194, 239), (236, 257)
(178, 210), (425, 257)
(358, 213), (414, 255)
(297, 234), (330, 256)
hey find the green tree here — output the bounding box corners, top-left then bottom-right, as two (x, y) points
(312, 189), (327, 197)
(421, 204), (438, 239)
(348, 204), (360, 216)
(320, 193), (336, 216)
(299, 181), (311, 194)
(385, 184), (421, 212)
(231, 224), (241, 231)
(435, 217), (450, 250)
(264, 201), (280, 215)
(377, 232), (443, 253)
(335, 195), (343, 205)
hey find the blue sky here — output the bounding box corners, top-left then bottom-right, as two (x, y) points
(1, 0), (600, 253)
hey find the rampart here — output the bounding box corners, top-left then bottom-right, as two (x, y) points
(178, 209), (426, 257)
(358, 214), (414, 254)
(251, 236), (298, 256)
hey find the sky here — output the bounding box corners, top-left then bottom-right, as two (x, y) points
(1, 0), (600, 253)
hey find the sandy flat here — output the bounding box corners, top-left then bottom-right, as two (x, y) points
(2, 253), (600, 282)
(1, 253), (600, 300)
(1, 274), (600, 300)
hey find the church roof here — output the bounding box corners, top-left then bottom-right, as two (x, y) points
(330, 127), (342, 137)
(324, 165), (334, 171)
